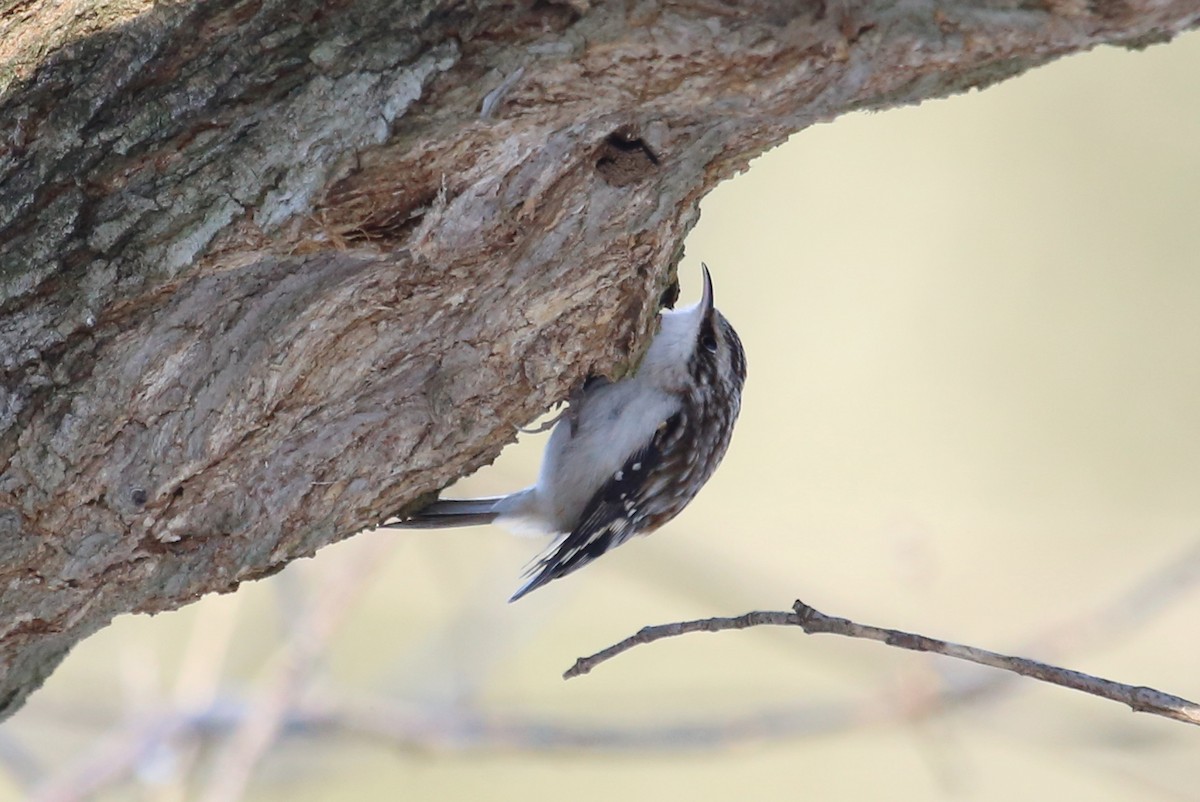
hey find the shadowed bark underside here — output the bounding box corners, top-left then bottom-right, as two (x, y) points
(0, 0), (1197, 718)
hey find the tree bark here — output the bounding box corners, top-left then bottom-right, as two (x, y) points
(0, 0), (1196, 719)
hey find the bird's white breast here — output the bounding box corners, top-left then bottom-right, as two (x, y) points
(511, 299), (705, 533)
(533, 377), (679, 531)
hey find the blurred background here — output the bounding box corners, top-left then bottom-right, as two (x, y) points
(6, 31), (1200, 802)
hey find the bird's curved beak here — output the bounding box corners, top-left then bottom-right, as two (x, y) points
(700, 263), (715, 318)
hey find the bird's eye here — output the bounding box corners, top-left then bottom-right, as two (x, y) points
(701, 331), (718, 353)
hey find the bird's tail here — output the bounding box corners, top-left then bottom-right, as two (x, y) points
(385, 497), (505, 529)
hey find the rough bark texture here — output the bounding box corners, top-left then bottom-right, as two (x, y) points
(0, 0), (1197, 719)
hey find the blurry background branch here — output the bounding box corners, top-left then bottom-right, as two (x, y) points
(16, 534), (1200, 801)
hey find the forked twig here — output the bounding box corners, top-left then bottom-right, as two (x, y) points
(565, 599), (1200, 727)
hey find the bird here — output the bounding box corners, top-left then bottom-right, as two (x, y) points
(392, 265), (747, 601)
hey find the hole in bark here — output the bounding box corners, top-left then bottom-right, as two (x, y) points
(659, 276), (680, 310)
(595, 128), (659, 187)
(530, 0), (586, 28)
(335, 184), (440, 244)
(320, 166), (448, 247)
(131, 487), (148, 506)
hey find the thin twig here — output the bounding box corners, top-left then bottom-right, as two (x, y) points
(565, 611), (799, 678)
(565, 599), (1200, 727)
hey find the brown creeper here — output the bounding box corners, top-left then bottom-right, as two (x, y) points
(393, 265), (747, 601)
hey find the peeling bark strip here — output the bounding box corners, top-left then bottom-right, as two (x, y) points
(0, 1), (1197, 719)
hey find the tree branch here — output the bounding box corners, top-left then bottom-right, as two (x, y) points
(4, 0), (1200, 718)
(565, 599), (1200, 727)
